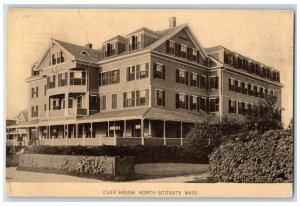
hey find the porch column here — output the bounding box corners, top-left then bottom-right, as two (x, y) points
(66, 124), (68, 146)
(141, 118), (144, 145)
(27, 127), (29, 146)
(107, 121), (110, 137)
(163, 120), (166, 146)
(65, 92), (69, 116)
(75, 124), (78, 139)
(82, 124), (85, 146)
(113, 122), (117, 145)
(50, 125), (53, 146)
(123, 120), (126, 137)
(36, 126), (39, 146)
(15, 128), (18, 147)
(148, 120), (151, 138)
(180, 122), (183, 146)
(90, 122), (93, 138)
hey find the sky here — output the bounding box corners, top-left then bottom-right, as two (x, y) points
(6, 9), (294, 126)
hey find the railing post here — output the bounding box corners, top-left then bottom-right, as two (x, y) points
(141, 118), (144, 145)
(180, 122), (183, 146)
(163, 120), (166, 146)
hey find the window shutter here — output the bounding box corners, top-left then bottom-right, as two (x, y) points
(185, 95), (189, 109)
(31, 88), (34, 98)
(176, 69), (179, 82)
(206, 98), (210, 112)
(206, 76), (209, 90)
(132, 91), (135, 107)
(58, 74), (61, 86)
(185, 71), (189, 85)
(235, 80), (238, 92)
(162, 65), (166, 80)
(123, 93), (126, 108)
(190, 96), (193, 110)
(126, 67), (130, 81)
(216, 76), (219, 89)
(136, 90), (140, 106)
(53, 75), (56, 86)
(145, 89), (149, 105)
(197, 51), (200, 63)
(197, 96), (200, 111)
(145, 63), (149, 78)
(190, 73), (193, 86)
(187, 47), (191, 60)
(47, 77), (50, 88)
(65, 72), (68, 85)
(197, 74), (200, 88)
(153, 63), (157, 77)
(166, 40), (170, 54)
(162, 91), (165, 107)
(175, 43), (180, 56)
(176, 93), (179, 108)
(36, 87), (39, 97)
(156, 90), (159, 106)
(136, 64), (140, 79)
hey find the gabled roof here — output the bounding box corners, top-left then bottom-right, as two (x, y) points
(17, 109), (28, 120)
(204, 45), (224, 53)
(146, 24), (208, 59)
(127, 27), (159, 37)
(102, 35), (128, 44)
(53, 39), (101, 63)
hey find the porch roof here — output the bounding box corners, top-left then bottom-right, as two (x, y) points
(6, 119), (40, 129)
(78, 108), (150, 123)
(144, 107), (206, 123)
(78, 107), (206, 123)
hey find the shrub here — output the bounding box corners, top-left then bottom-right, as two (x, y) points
(208, 129), (293, 183)
(23, 145), (208, 164)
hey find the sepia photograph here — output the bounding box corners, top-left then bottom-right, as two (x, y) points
(5, 8), (294, 198)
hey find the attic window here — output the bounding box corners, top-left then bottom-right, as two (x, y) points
(81, 51), (89, 55)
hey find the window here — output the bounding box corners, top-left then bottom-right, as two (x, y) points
(167, 40), (175, 55)
(123, 91), (135, 107)
(89, 95), (99, 110)
(190, 73), (199, 87)
(209, 76), (219, 90)
(209, 98), (219, 112)
(242, 82), (248, 94)
(100, 95), (106, 110)
(31, 106), (38, 117)
(58, 72), (68, 87)
(156, 89), (165, 107)
(238, 102), (242, 114)
(68, 97), (73, 108)
(190, 95), (198, 111)
(112, 94), (117, 109)
(248, 84), (253, 96)
(127, 66), (135, 81)
(136, 63), (149, 79)
(260, 87), (264, 98)
(136, 89), (149, 106)
(176, 93), (188, 109)
(77, 96), (82, 109)
(153, 63), (165, 80)
(200, 97), (207, 112)
(70, 71), (86, 85)
(31, 87), (38, 98)
(176, 69), (188, 85)
(224, 51), (234, 65)
(229, 78), (235, 91)
(200, 75), (208, 89)
(47, 75), (56, 89)
(129, 35), (141, 51)
(229, 99), (236, 113)
(52, 99), (64, 110)
(51, 51), (64, 65)
(104, 43), (116, 57)
(253, 86), (258, 97)
(100, 70), (120, 86)
(180, 44), (187, 58)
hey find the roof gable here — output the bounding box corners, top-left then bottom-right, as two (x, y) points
(146, 24), (208, 59)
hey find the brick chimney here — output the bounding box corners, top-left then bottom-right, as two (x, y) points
(169, 17), (176, 28)
(85, 43), (92, 49)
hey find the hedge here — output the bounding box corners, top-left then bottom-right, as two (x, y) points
(208, 129), (293, 183)
(23, 145), (209, 164)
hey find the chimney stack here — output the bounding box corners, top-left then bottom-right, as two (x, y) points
(169, 17), (176, 28)
(85, 43), (92, 49)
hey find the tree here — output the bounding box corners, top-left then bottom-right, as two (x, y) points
(244, 95), (283, 133)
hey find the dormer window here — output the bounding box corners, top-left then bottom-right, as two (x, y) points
(129, 35), (141, 51)
(81, 51), (89, 55)
(104, 43), (116, 57)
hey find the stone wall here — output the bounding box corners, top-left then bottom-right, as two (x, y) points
(18, 154), (135, 178)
